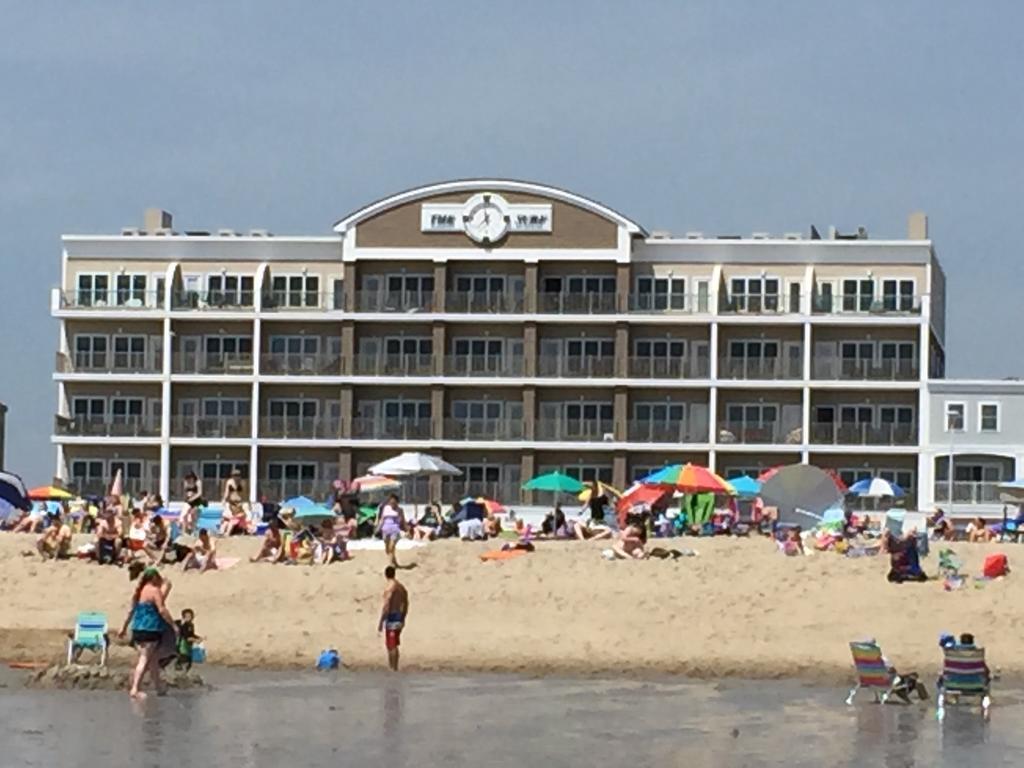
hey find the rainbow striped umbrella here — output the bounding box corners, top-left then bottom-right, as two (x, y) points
(352, 475), (402, 493)
(640, 464), (735, 495)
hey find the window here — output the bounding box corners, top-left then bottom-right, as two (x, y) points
(202, 398), (251, 418)
(725, 404), (779, 426)
(877, 469), (914, 491)
(841, 279), (874, 312)
(455, 275), (506, 294)
(204, 336), (253, 363)
(269, 335), (320, 364)
(74, 335), (107, 369)
(636, 276), (687, 310)
(115, 274), (147, 305)
(76, 274), (109, 306)
(386, 274), (433, 302)
(634, 339), (686, 359)
(878, 342), (916, 376)
(565, 339), (614, 358)
(267, 462), (317, 491)
(452, 338), (503, 358)
(72, 397), (106, 423)
(268, 400), (318, 420)
(270, 275), (320, 307)
(70, 460), (105, 489)
(542, 276), (616, 295)
(634, 403), (686, 423)
(382, 400), (431, 420)
(385, 337), (433, 358)
(728, 340), (779, 360)
(562, 465), (613, 484)
(979, 402), (1000, 432)
(729, 277), (780, 312)
(208, 275), (254, 307)
(564, 402), (614, 425)
(840, 341), (875, 376)
(201, 462), (249, 483)
(112, 336), (146, 369)
(110, 397), (144, 424)
(881, 279), (915, 312)
(945, 402), (966, 432)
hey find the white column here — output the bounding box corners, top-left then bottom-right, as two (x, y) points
(250, 379), (260, 503)
(160, 316), (172, 501)
(802, 319), (812, 464)
(249, 442), (259, 504)
(918, 450), (934, 510)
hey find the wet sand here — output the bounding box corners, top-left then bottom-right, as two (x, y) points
(0, 533), (1021, 681)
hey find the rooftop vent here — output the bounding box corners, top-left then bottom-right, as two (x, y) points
(717, 234), (741, 240)
(751, 232), (770, 240)
(217, 228), (238, 237)
(685, 231), (703, 239)
(154, 227), (174, 236)
(121, 227), (140, 236)
(185, 230), (210, 237)
(249, 229), (271, 237)
(650, 229), (673, 239)
(783, 232), (802, 240)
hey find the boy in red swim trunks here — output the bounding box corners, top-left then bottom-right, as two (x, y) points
(378, 566), (409, 671)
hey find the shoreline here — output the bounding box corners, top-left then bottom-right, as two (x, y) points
(1, 533), (1021, 688)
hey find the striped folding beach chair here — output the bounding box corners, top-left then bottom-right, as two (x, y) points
(846, 641), (897, 704)
(937, 646), (991, 720)
(66, 612), (109, 666)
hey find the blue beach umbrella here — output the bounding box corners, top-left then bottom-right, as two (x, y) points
(848, 478), (905, 498)
(727, 475), (762, 498)
(283, 496), (335, 526)
(0, 471), (32, 511)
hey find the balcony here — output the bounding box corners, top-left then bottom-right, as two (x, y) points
(445, 418), (525, 441)
(172, 290), (254, 311)
(537, 356), (616, 378)
(627, 420), (708, 443)
(170, 415), (251, 439)
(627, 356), (710, 379)
(812, 294), (922, 315)
(356, 291), (434, 313)
(812, 359), (919, 381)
(172, 353), (254, 375)
(260, 353), (343, 376)
(445, 291), (524, 314)
(538, 292), (617, 315)
(444, 355), (525, 377)
(718, 356), (802, 380)
(933, 481), (1002, 505)
(534, 419), (615, 442)
(54, 415), (161, 438)
(441, 479), (523, 504)
(351, 417), (433, 440)
(260, 416), (343, 440)
(258, 478), (332, 503)
(353, 354), (434, 377)
(810, 422), (918, 446)
(70, 479), (148, 497)
(56, 351), (162, 375)
(628, 293), (708, 315)
(260, 291), (342, 312)
(59, 290), (163, 310)
(718, 422), (802, 445)
(719, 292), (799, 315)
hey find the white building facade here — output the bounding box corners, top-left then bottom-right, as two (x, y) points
(52, 179), (1003, 510)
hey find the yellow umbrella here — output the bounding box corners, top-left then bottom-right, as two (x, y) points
(577, 481), (622, 502)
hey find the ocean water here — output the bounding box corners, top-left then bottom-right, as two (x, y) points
(2, 672), (1022, 767)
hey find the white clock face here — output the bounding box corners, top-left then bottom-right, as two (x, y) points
(463, 194), (509, 244)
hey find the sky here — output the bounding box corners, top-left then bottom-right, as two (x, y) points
(1, 1), (1023, 482)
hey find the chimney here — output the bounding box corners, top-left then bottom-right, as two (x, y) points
(907, 211), (928, 240)
(144, 208), (173, 233)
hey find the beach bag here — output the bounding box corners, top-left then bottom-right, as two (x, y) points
(983, 553), (1009, 578)
(316, 649), (340, 670)
(191, 644), (207, 664)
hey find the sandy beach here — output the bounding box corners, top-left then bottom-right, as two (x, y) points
(0, 533), (1021, 683)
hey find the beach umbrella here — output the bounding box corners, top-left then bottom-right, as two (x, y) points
(0, 471), (32, 511)
(997, 480), (1024, 504)
(760, 464), (845, 524)
(848, 477), (905, 498)
(283, 496), (335, 526)
(641, 464), (735, 495)
(727, 475), (762, 498)
(351, 474), (402, 493)
(577, 481), (622, 503)
(617, 483), (671, 513)
(758, 465), (847, 493)
(368, 452), (461, 477)
(27, 485), (73, 501)
(109, 468), (124, 498)
(522, 471), (585, 494)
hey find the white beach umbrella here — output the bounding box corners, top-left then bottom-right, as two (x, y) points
(368, 452), (461, 477)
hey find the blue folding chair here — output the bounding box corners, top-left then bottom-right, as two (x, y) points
(66, 612), (109, 666)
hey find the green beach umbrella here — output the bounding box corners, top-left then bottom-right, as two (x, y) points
(522, 471), (585, 494)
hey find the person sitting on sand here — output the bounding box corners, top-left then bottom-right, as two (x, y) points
(144, 514), (169, 564)
(410, 503), (442, 541)
(127, 510), (149, 556)
(541, 505), (570, 539)
(13, 502), (47, 534)
(95, 506), (123, 565)
(182, 528), (217, 572)
(573, 516), (613, 541)
(781, 526), (805, 556)
(251, 518), (285, 563)
(611, 517), (647, 559)
(482, 510), (503, 538)
(36, 512), (72, 560)
(315, 518), (348, 565)
(966, 516), (993, 543)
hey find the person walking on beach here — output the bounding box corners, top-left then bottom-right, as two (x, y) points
(118, 567), (176, 700)
(378, 566), (409, 671)
(375, 494), (406, 568)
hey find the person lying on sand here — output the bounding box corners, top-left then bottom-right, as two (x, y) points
(13, 503), (47, 534)
(573, 518), (613, 541)
(251, 518), (284, 563)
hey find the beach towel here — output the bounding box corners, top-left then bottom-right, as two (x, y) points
(346, 539), (426, 552)
(479, 549), (527, 562)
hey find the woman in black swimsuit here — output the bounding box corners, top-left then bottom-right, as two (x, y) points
(182, 473), (204, 533)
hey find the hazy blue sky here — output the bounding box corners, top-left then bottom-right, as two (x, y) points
(2, 1), (1022, 482)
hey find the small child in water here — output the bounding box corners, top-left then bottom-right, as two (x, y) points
(175, 608), (201, 671)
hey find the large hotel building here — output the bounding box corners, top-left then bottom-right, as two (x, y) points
(50, 180), (1024, 512)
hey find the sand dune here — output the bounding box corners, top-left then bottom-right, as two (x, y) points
(0, 533), (1020, 682)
